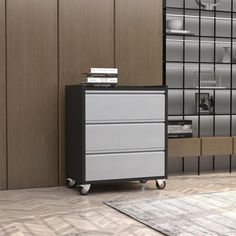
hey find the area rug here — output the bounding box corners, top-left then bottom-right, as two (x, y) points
(105, 191), (236, 236)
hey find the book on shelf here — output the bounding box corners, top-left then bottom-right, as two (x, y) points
(166, 29), (195, 35)
(82, 77), (118, 84)
(89, 68), (118, 74)
(83, 73), (118, 78)
(82, 67), (118, 87)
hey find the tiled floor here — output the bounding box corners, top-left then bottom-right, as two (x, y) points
(1, 172), (236, 235)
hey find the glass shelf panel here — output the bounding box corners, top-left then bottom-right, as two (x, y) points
(166, 65), (183, 88)
(216, 0), (234, 12)
(215, 116), (231, 136)
(200, 116), (214, 137)
(232, 115), (236, 136)
(166, 11), (234, 38)
(166, 39), (184, 62)
(184, 90), (199, 115)
(184, 0), (232, 12)
(167, 66), (232, 90)
(232, 91), (236, 114)
(166, 0), (183, 9)
(215, 90), (231, 114)
(168, 90), (183, 115)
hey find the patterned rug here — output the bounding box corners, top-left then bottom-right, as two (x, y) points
(105, 191), (236, 236)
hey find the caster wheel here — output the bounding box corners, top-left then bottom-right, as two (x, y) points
(156, 180), (166, 190)
(140, 179), (148, 184)
(79, 185), (91, 195)
(66, 178), (76, 188)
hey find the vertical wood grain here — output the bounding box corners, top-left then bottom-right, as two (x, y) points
(115, 0), (163, 86)
(0, 0), (6, 190)
(59, 0), (114, 184)
(7, 0), (58, 189)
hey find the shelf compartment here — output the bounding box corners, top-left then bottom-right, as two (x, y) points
(168, 138), (201, 158)
(201, 136), (233, 156)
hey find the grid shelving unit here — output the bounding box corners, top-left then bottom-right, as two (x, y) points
(164, 0), (236, 174)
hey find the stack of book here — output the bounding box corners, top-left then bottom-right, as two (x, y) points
(82, 68), (118, 87)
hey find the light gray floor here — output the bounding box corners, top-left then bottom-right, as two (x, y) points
(1, 172), (236, 235)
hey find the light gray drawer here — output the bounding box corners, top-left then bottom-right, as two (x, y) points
(85, 151), (165, 181)
(86, 123), (165, 154)
(85, 91), (165, 123)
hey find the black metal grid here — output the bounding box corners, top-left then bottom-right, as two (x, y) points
(164, 0), (235, 174)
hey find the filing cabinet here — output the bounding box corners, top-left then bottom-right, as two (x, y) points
(65, 85), (167, 194)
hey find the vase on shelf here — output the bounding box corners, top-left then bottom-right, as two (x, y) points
(194, 0), (221, 10)
(222, 46), (231, 63)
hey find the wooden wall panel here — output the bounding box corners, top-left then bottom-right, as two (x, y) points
(0, 0), (6, 190)
(59, 0), (114, 184)
(115, 0), (163, 86)
(7, 0), (58, 189)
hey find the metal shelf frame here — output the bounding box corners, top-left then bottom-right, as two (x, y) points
(164, 0), (235, 174)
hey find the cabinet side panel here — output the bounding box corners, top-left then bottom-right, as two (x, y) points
(65, 86), (84, 183)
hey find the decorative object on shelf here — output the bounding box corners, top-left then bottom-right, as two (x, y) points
(195, 93), (210, 114)
(166, 19), (194, 36)
(209, 95), (215, 114)
(194, 0), (221, 10)
(194, 71), (223, 88)
(166, 19), (183, 30)
(222, 46), (231, 63)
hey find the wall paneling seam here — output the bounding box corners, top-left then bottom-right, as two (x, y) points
(57, 0), (60, 186)
(5, 0), (8, 190)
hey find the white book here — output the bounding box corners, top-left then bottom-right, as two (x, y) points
(89, 68), (118, 74)
(166, 29), (191, 34)
(83, 77), (118, 84)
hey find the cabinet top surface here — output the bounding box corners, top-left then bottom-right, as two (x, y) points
(66, 85), (167, 91)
